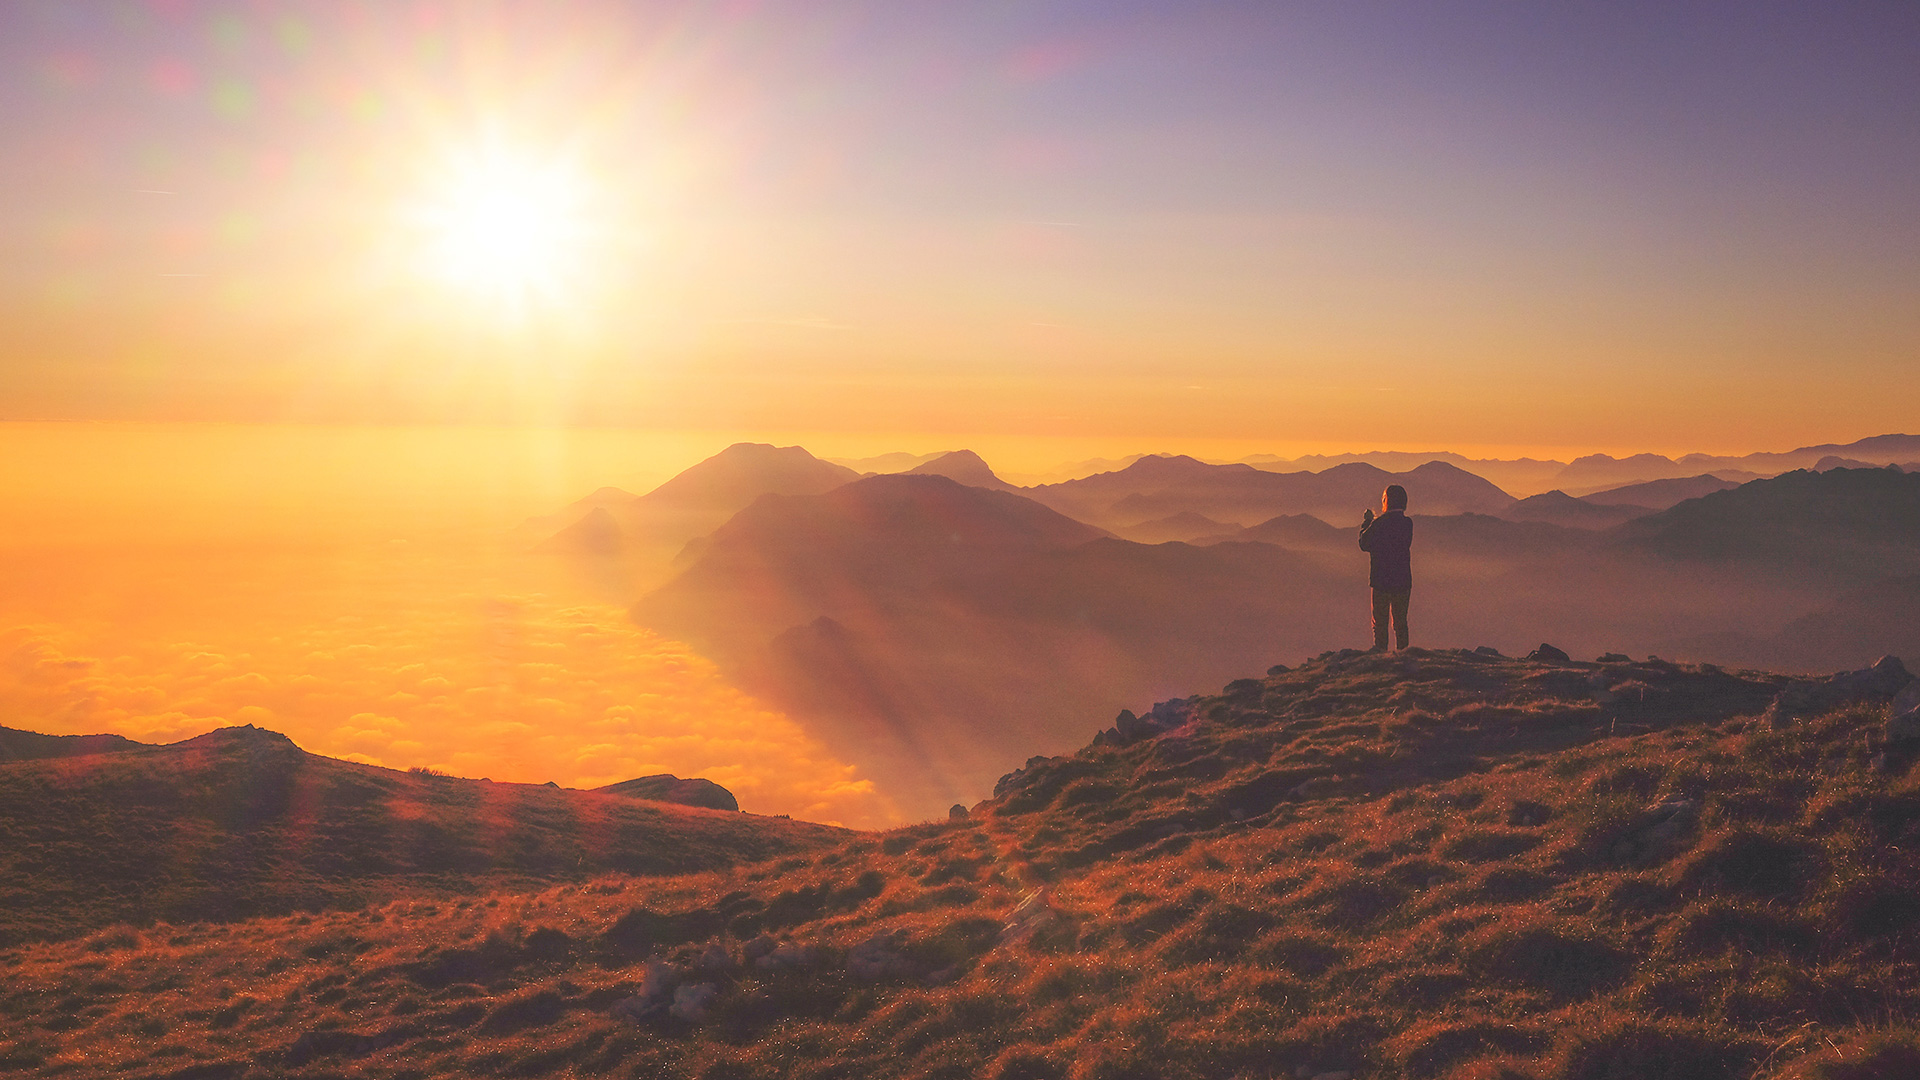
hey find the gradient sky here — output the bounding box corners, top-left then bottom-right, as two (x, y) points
(5, 1), (1919, 454)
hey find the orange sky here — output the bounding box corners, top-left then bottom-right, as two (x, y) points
(2, 3), (1917, 451)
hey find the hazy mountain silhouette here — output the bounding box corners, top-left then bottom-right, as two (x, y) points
(1025, 456), (1516, 528)
(524, 443), (863, 592)
(1552, 434), (1919, 494)
(1708, 431), (1920, 473)
(904, 449), (1020, 491)
(1116, 511), (1244, 544)
(1551, 452), (1711, 492)
(1244, 450), (1570, 498)
(825, 450), (949, 473)
(631, 465), (1920, 817)
(1610, 467), (1920, 583)
(1583, 473), (1738, 509)
(1233, 435), (1918, 497)
(538, 503), (625, 555)
(1815, 455), (1886, 471)
(1682, 574), (1920, 673)
(634, 475), (1357, 817)
(1203, 510), (1600, 570)
(1499, 490), (1654, 530)
(0, 724), (841, 945)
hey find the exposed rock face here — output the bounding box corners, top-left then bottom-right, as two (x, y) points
(594, 774), (740, 812)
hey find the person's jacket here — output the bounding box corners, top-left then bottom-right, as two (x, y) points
(1359, 509), (1413, 590)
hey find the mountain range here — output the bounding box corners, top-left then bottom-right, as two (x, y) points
(502, 435), (1920, 814)
(1022, 455), (1518, 529)
(1234, 432), (1918, 497)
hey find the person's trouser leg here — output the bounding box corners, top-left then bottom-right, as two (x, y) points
(1371, 590), (1392, 651)
(1390, 591), (1410, 650)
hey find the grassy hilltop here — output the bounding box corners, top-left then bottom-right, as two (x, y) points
(4, 648), (1919, 1079)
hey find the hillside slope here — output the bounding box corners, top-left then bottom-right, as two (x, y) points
(0, 725), (844, 946)
(3, 650), (1916, 1079)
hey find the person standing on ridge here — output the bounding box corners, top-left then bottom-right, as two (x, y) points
(1358, 484), (1413, 652)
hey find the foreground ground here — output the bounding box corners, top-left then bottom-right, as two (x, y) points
(3, 648), (1918, 1079)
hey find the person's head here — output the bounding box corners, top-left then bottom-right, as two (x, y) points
(1383, 485), (1408, 512)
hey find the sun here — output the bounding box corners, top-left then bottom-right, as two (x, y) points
(410, 147), (593, 316)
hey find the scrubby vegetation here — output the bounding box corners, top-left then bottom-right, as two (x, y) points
(0, 726), (845, 946)
(3, 648), (1918, 1079)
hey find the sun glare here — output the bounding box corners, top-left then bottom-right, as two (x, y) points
(412, 149), (594, 317)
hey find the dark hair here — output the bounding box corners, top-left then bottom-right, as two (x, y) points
(1383, 484), (1408, 511)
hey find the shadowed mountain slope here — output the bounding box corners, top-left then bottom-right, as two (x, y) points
(0, 725), (843, 946)
(1025, 455), (1517, 528)
(1584, 473), (1740, 509)
(634, 475), (1357, 817)
(636, 471), (1920, 815)
(1610, 467), (1920, 583)
(1116, 510), (1243, 544)
(1499, 490), (1653, 530)
(7, 650), (1917, 1079)
(905, 449), (1020, 491)
(1554, 434), (1920, 494)
(526, 443), (861, 563)
(1247, 451), (1572, 498)
(1684, 574), (1920, 675)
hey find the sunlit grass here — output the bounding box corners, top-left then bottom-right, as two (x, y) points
(4, 649), (1915, 1078)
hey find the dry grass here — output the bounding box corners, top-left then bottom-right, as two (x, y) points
(2, 648), (1916, 1078)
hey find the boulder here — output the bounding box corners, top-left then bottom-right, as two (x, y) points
(949, 803), (969, 820)
(1114, 709), (1153, 741)
(1893, 678), (1920, 719)
(1826, 656), (1910, 700)
(1525, 643), (1571, 663)
(1887, 709), (1920, 745)
(847, 928), (915, 981)
(1597, 652), (1632, 663)
(669, 982), (719, 1022)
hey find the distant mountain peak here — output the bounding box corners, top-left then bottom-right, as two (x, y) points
(906, 449), (1017, 491)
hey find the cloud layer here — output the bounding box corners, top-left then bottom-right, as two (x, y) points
(0, 543), (898, 829)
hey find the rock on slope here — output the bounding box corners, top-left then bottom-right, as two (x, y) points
(5, 650), (1918, 1079)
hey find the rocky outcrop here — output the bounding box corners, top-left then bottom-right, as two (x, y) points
(1763, 655), (1913, 732)
(595, 774), (740, 812)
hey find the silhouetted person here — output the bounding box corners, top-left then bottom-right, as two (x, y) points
(1358, 484), (1412, 651)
